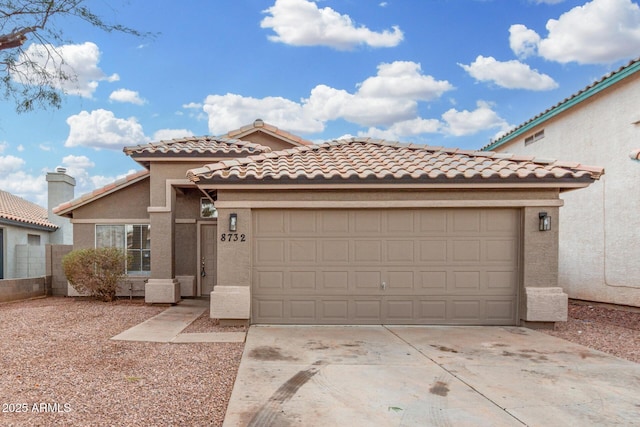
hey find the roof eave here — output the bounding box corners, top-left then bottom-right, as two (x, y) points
(0, 217), (58, 231)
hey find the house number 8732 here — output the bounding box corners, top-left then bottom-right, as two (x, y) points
(220, 233), (246, 242)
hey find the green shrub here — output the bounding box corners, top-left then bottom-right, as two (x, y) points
(62, 248), (128, 302)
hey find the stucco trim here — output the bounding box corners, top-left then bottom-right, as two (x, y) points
(70, 218), (150, 224)
(199, 183), (591, 191)
(149, 179), (194, 212)
(215, 199), (564, 209)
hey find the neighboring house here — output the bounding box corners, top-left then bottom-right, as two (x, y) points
(54, 119), (602, 326)
(0, 168), (75, 280)
(484, 57), (640, 308)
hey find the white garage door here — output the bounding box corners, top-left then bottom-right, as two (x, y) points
(252, 209), (520, 325)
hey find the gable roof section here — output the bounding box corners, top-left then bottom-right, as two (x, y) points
(187, 138), (603, 187)
(484, 57), (640, 151)
(222, 119), (313, 146)
(123, 136), (273, 168)
(53, 169), (149, 217)
(0, 190), (57, 230)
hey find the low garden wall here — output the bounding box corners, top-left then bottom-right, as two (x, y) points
(0, 276), (50, 303)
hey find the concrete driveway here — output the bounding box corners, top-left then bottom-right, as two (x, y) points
(223, 325), (640, 426)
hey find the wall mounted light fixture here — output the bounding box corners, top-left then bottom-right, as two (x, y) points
(229, 213), (238, 232)
(539, 212), (551, 231)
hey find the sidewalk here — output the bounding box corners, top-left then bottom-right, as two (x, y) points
(111, 298), (245, 343)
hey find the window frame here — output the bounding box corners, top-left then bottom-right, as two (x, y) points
(95, 224), (151, 276)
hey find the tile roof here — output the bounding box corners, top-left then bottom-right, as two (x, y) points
(53, 170), (150, 217)
(222, 119), (313, 146)
(187, 138), (604, 185)
(484, 57), (640, 151)
(0, 190), (57, 230)
(123, 136), (272, 164)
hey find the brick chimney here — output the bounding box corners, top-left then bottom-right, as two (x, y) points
(46, 167), (75, 244)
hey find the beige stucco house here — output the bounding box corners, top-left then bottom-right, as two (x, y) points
(485, 57), (640, 308)
(55, 119), (603, 326)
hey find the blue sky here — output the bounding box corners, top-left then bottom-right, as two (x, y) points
(1, 0), (640, 206)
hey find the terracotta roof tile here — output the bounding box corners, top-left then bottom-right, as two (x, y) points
(0, 190), (57, 229)
(187, 138), (604, 185)
(53, 170), (150, 217)
(123, 136), (272, 157)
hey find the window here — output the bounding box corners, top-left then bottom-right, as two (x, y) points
(96, 224), (150, 275)
(524, 129), (545, 146)
(27, 234), (41, 246)
(201, 198), (218, 219)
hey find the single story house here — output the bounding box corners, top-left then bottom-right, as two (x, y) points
(484, 57), (640, 308)
(54, 119), (603, 326)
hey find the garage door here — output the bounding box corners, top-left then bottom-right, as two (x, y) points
(252, 209), (520, 325)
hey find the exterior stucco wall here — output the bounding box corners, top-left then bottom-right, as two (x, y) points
(213, 187), (564, 323)
(0, 223), (51, 279)
(492, 74), (640, 307)
(71, 178), (150, 221)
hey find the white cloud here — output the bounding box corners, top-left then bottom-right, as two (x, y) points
(360, 118), (442, 140)
(0, 141), (7, 154)
(512, 0), (640, 64)
(201, 61), (453, 133)
(58, 155), (136, 198)
(509, 24), (541, 58)
(39, 144), (53, 152)
(460, 56), (558, 90)
(0, 155), (25, 173)
(109, 89), (147, 105)
(13, 42), (118, 97)
(261, 0), (403, 50)
(16, 145), (24, 152)
(442, 101), (511, 137)
(65, 109), (149, 150)
(203, 93), (324, 135)
(152, 129), (195, 141)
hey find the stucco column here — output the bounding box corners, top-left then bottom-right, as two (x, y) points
(145, 185), (180, 303)
(210, 208), (252, 323)
(521, 206), (567, 323)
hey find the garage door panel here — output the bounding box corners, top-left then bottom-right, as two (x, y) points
(418, 211), (448, 233)
(419, 240), (447, 262)
(353, 240), (382, 262)
(253, 209), (519, 325)
(353, 211), (382, 233)
(255, 240), (285, 263)
(289, 211), (317, 233)
(320, 240), (349, 262)
(290, 271), (316, 290)
(321, 211), (349, 233)
(386, 240), (415, 262)
(288, 240), (317, 262)
(255, 271), (284, 290)
(452, 240), (481, 262)
(321, 271), (349, 290)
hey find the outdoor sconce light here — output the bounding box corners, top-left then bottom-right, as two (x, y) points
(539, 212), (551, 231)
(229, 213), (238, 232)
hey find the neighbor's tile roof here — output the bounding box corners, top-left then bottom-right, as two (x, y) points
(187, 138), (604, 185)
(484, 56), (640, 151)
(53, 169), (150, 217)
(0, 190), (57, 230)
(123, 136), (272, 158)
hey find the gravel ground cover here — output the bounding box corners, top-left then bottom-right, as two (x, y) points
(0, 297), (243, 427)
(541, 300), (640, 363)
(1, 297), (637, 426)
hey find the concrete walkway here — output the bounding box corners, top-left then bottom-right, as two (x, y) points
(224, 325), (640, 426)
(111, 298), (245, 343)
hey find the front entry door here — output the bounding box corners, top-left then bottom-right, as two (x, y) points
(200, 223), (217, 296)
